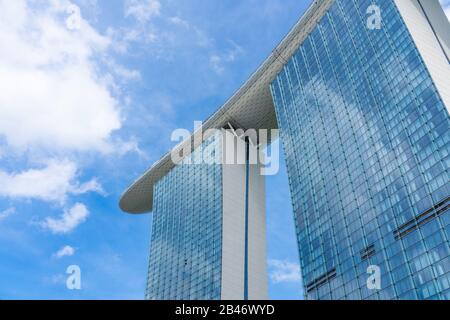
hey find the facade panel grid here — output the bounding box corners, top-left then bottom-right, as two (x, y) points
(146, 134), (223, 300)
(271, 0), (450, 300)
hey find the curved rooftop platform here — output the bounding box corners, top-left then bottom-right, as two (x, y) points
(119, 0), (333, 214)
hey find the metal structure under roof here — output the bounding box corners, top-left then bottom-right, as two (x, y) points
(119, 0), (333, 214)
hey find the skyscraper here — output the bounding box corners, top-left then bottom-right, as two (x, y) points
(129, 130), (268, 300)
(120, 0), (450, 300)
(272, 0), (450, 300)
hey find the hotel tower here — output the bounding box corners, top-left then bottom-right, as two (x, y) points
(120, 0), (450, 300)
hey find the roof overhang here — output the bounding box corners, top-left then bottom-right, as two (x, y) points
(119, 0), (333, 214)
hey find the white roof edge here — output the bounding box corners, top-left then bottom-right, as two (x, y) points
(119, 0), (333, 214)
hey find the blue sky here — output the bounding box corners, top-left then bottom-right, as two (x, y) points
(2, 0), (447, 301)
(0, 0), (311, 300)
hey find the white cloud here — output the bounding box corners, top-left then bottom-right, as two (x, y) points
(111, 138), (147, 158)
(209, 41), (244, 75)
(0, 0), (123, 153)
(169, 16), (190, 28)
(0, 160), (104, 204)
(54, 245), (75, 258)
(268, 259), (302, 284)
(114, 0), (163, 53)
(209, 55), (225, 74)
(0, 207), (16, 221)
(106, 59), (141, 81)
(42, 203), (89, 234)
(125, 0), (161, 22)
(46, 274), (67, 285)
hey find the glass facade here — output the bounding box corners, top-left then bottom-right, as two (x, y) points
(145, 134), (223, 300)
(271, 0), (450, 300)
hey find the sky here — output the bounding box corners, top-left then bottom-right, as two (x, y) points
(0, 0), (310, 300)
(0, 0), (449, 301)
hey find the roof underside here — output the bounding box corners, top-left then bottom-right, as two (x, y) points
(119, 0), (333, 214)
